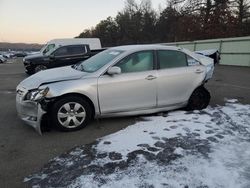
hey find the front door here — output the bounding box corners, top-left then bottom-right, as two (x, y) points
(98, 51), (157, 114)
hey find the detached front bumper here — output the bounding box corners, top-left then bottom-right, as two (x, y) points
(16, 92), (46, 135)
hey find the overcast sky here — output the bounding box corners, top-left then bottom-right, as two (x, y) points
(0, 0), (166, 44)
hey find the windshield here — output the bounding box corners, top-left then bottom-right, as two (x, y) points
(41, 44), (56, 55)
(76, 49), (124, 73)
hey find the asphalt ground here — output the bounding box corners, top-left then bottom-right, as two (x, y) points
(0, 58), (249, 187)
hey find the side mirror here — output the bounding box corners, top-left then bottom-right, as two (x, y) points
(107, 66), (121, 75)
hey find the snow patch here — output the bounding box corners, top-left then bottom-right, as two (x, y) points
(25, 101), (250, 188)
(226, 98), (239, 103)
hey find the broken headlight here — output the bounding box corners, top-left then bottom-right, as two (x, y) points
(25, 87), (49, 101)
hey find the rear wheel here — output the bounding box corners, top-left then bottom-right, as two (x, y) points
(34, 65), (47, 73)
(186, 86), (210, 110)
(52, 96), (92, 131)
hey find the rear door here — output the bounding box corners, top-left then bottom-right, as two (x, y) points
(98, 50), (157, 114)
(156, 50), (206, 107)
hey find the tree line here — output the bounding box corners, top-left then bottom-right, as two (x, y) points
(77, 0), (250, 47)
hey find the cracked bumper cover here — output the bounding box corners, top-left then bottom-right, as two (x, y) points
(16, 94), (46, 135)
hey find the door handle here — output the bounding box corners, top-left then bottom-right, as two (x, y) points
(195, 69), (204, 73)
(145, 75), (157, 80)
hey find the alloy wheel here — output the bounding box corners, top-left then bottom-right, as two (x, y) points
(57, 102), (86, 129)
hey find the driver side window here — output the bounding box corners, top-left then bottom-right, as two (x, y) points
(116, 51), (154, 73)
(43, 44), (55, 54)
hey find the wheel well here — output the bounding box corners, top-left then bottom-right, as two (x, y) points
(188, 85), (204, 100)
(186, 85), (210, 111)
(195, 85), (205, 91)
(49, 93), (96, 118)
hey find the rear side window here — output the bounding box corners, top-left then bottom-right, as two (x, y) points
(187, 55), (200, 66)
(117, 51), (154, 73)
(67, 45), (86, 55)
(54, 46), (68, 56)
(158, 50), (187, 69)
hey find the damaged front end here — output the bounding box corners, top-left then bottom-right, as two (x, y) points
(16, 86), (51, 135)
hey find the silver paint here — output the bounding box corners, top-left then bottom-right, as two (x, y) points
(16, 45), (214, 134)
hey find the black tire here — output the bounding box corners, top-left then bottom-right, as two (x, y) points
(52, 96), (92, 132)
(186, 86), (210, 111)
(34, 65), (47, 73)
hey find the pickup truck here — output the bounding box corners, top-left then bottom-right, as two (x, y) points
(23, 44), (105, 74)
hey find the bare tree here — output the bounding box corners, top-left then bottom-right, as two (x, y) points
(230, 0), (250, 34)
(78, 0), (250, 46)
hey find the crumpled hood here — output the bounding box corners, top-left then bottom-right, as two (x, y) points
(18, 66), (87, 90)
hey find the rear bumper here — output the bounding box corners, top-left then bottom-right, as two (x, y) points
(16, 94), (46, 134)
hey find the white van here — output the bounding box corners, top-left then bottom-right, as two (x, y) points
(40, 38), (102, 55)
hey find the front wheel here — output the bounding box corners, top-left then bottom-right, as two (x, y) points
(52, 96), (92, 131)
(186, 86), (211, 111)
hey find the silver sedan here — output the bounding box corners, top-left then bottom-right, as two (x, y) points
(16, 45), (214, 134)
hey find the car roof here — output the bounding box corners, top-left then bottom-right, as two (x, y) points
(109, 44), (181, 52)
